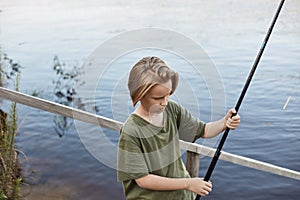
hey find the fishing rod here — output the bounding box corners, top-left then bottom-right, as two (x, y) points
(196, 0), (285, 199)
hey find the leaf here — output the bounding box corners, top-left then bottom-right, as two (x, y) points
(0, 191), (7, 200)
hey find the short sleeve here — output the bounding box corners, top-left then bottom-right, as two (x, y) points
(176, 103), (206, 142)
(117, 130), (149, 182)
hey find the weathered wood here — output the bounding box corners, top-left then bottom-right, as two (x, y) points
(186, 151), (200, 178)
(180, 140), (300, 181)
(1, 86), (300, 181)
(0, 87), (122, 131)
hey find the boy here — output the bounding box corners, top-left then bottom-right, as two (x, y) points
(117, 56), (240, 199)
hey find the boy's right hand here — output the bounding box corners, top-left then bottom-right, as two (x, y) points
(187, 178), (212, 197)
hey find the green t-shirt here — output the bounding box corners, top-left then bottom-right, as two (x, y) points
(117, 101), (206, 200)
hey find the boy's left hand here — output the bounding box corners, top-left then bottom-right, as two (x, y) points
(224, 108), (241, 130)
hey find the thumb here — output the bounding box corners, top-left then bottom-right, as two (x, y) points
(227, 108), (237, 118)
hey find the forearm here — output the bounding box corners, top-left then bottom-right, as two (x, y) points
(202, 118), (226, 139)
(135, 174), (189, 191)
(202, 108), (241, 138)
(135, 174), (212, 196)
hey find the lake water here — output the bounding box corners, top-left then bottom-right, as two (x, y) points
(0, 0), (300, 199)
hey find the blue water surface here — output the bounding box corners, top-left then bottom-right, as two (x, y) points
(0, 0), (299, 199)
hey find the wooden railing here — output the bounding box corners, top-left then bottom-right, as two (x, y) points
(1, 86), (300, 181)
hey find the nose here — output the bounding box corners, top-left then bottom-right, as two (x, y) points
(160, 96), (168, 106)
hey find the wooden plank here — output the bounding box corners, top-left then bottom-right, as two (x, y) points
(0, 87), (122, 131)
(180, 140), (300, 181)
(1, 87), (300, 181)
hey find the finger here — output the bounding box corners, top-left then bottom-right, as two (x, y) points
(228, 117), (240, 124)
(205, 181), (212, 187)
(203, 182), (213, 190)
(226, 123), (237, 130)
(231, 115), (240, 120)
(203, 188), (211, 196)
(226, 119), (233, 126)
(204, 185), (212, 192)
(229, 120), (240, 125)
(204, 180), (212, 187)
(200, 190), (209, 197)
(229, 108), (237, 115)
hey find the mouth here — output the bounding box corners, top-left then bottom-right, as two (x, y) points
(149, 105), (166, 114)
(159, 106), (166, 111)
(153, 107), (165, 114)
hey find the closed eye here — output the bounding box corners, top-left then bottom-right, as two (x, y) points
(153, 93), (171, 100)
(153, 97), (165, 100)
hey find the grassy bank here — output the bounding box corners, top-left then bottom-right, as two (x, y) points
(0, 50), (22, 199)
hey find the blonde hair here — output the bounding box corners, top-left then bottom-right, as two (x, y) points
(128, 56), (178, 106)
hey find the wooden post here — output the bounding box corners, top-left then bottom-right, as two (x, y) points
(186, 150), (200, 178)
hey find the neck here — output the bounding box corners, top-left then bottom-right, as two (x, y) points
(134, 105), (164, 127)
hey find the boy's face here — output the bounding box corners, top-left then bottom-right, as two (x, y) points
(140, 80), (172, 114)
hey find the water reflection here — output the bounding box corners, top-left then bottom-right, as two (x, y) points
(52, 56), (84, 137)
(0, 52), (22, 87)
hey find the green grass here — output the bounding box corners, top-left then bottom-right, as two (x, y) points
(0, 50), (22, 199)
